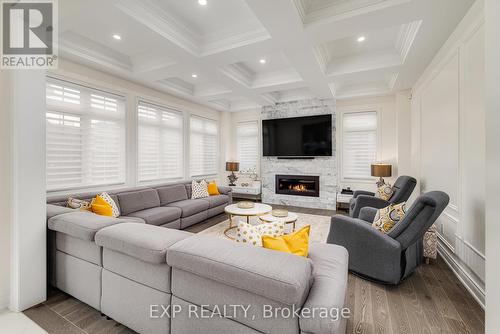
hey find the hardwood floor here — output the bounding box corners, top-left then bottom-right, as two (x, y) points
(25, 206), (484, 334)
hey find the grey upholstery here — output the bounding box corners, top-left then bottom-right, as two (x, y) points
(95, 223), (192, 264)
(156, 184), (189, 205)
(48, 212), (129, 241)
(167, 235), (313, 306)
(117, 189), (161, 216)
(329, 191), (449, 284)
(127, 206), (182, 226)
(349, 175), (417, 218)
(47, 204), (76, 219)
(167, 199), (210, 217)
(201, 194), (230, 208)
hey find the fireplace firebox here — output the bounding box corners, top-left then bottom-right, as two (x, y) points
(275, 175), (320, 197)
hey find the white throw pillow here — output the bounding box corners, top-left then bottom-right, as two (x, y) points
(191, 180), (209, 199)
(236, 221), (285, 247)
(99, 192), (120, 218)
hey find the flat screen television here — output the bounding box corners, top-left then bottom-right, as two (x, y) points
(262, 114), (332, 157)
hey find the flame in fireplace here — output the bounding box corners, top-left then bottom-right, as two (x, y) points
(289, 184), (308, 192)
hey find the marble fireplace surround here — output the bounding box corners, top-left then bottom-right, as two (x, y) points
(261, 99), (337, 210)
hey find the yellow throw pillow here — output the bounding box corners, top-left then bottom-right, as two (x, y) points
(262, 225), (310, 257)
(207, 181), (220, 196)
(91, 195), (113, 217)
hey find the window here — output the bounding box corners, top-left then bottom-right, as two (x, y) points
(46, 78), (126, 190)
(138, 101), (183, 182)
(341, 111), (377, 180)
(190, 115), (218, 177)
(236, 121), (259, 173)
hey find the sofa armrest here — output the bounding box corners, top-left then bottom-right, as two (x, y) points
(300, 243), (349, 334)
(217, 185), (232, 195)
(351, 195), (389, 218)
(353, 190), (375, 198)
(359, 207), (378, 222)
(48, 211), (132, 241)
(327, 215), (402, 283)
(46, 204), (76, 220)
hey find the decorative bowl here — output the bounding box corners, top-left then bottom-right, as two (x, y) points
(237, 201), (255, 209)
(272, 209), (288, 217)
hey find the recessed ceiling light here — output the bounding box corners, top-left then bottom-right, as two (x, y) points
(191, 74), (198, 78)
(198, 0), (207, 5)
(357, 36), (366, 42)
(259, 58), (267, 64)
(112, 34), (121, 40)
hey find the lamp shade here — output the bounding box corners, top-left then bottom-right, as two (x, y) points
(226, 161), (239, 172)
(371, 164), (392, 177)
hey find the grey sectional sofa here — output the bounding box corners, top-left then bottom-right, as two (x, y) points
(46, 181), (349, 334)
(47, 180), (233, 229)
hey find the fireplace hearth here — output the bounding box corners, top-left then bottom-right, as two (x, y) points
(275, 175), (320, 197)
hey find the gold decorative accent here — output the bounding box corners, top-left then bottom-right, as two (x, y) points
(272, 209), (288, 217)
(237, 201), (255, 209)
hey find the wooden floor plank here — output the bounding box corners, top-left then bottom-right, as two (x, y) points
(385, 285), (411, 334)
(370, 282), (392, 334)
(353, 276), (374, 334)
(399, 277), (434, 334)
(346, 273), (356, 333)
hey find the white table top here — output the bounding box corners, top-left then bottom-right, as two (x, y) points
(259, 212), (298, 223)
(225, 203), (272, 216)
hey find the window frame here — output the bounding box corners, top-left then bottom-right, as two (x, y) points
(189, 114), (220, 178)
(136, 99), (185, 183)
(339, 109), (380, 183)
(45, 75), (127, 192)
(236, 120), (260, 175)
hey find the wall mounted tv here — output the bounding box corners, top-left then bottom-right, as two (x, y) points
(262, 114), (332, 157)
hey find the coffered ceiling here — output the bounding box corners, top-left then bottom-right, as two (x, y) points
(58, 0), (474, 111)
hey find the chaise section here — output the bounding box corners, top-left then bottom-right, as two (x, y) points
(167, 235), (313, 334)
(166, 199), (210, 229)
(95, 223), (192, 334)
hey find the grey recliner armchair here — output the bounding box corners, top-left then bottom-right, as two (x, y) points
(349, 175), (417, 218)
(328, 191), (449, 284)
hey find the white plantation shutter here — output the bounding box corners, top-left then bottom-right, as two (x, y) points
(138, 101), (184, 182)
(342, 111), (377, 180)
(190, 115), (218, 177)
(46, 78), (126, 190)
(237, 121), (259, 172)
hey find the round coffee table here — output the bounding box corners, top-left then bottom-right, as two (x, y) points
(224, 203), (272, 239)
(259, 212), (298, 233)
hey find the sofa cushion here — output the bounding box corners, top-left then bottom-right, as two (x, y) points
(48, 211), (127, 241)
(95, 223), (192, 264)
(117, 189), (160, 216)
(157, 184), (189, 205)
(167, 235), (313, 306)
(127, 207), (182, 226)
(119, 216), (146, 224)
(200, 194), (229, 208)
(167, 199), (209, 217)
(299, 243), (349, 334)
(47, 204), (76, 219)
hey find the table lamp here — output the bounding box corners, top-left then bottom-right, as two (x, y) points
(371, 163), (392, 187)
(226, 161), (239, 186)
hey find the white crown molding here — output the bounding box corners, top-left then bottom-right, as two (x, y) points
(300, 0), (412, 26)
(116, 0), (201, 56)
(157, 78), (194, 97)
(208, 99), (231, 110)
(219, 63), (255, 87)
(396, 20), (423, 64)
(313, 44), (330, 74)
(202, 28), (271, 56)
(252, 69), (303, 88)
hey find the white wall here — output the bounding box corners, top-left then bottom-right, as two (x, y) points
(411, 0), (485, 306)
(485, 0), (500, 331)
(228, 95), (405, 194)
(49, 59), (228, 195)
(0, 70), (47, 311)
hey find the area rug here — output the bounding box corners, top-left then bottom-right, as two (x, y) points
(198, 212), (332, 243)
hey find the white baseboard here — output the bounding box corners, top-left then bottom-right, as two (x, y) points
(437, 240), (485, 308)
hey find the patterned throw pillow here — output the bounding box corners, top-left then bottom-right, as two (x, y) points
(236, 221), (285, 247)
(191, 180), (210, 199)
(98, 192), (120, 217)
(372, 202), (406, 233)
(67, 197), (91, 211)
(377, 183), (394, 201)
